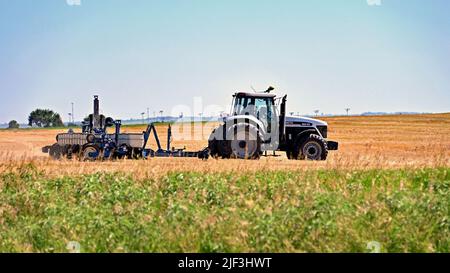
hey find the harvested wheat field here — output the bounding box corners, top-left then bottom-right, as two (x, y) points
(0, 113), (449, 253)
(0, 113), (449, 178)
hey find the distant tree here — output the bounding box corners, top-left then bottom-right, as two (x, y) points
(345, 108), (351, 116)
(8, 120), (20, 129)
(28, 109), (64, 128)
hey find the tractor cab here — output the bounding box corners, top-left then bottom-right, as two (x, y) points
(231, 91), (278, 132)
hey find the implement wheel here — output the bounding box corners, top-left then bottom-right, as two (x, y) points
(49, 144), (62, 160)
(81, 144), (101, 161)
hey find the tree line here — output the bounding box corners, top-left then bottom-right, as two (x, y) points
(8, 109), (64, 129)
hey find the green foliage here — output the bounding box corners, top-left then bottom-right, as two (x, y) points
(0, 166), (448, 253)
(8, 120), (20, 129)
(28, 109), (64, 128)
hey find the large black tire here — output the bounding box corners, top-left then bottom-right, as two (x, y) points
(297, 134), (328, 161)
(208, 138), (219, 159)
(226, 124), (261, 160)
(218, 140), (232, 159)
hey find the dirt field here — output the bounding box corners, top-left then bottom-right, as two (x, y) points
(0, 113), (449, 178)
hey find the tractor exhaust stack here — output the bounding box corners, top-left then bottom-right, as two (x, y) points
(93, 95), (100, 129)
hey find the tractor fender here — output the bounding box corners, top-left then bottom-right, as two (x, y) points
(224, 115), (265, 131)
(224, 115), (266, 140)
(294, 129), (320, 146)
(209, 115), (266, 141)
(208, 120), (265, 158)
(225, 122), (264, 142)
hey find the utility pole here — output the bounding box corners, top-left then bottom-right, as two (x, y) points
(141, 112), (145, 124)
(147, 108), (150, 123)
(345, 108), (351, 116)
(159, 110), (164, 122)
(71, 102), (74, 123)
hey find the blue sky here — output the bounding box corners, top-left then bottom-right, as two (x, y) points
(0, 0), (449, 123)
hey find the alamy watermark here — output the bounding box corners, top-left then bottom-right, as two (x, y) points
(66, 0), (81, 6)
(367, 0), (382, 6)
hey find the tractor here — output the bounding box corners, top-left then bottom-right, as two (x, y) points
(208, 87), (338, 160)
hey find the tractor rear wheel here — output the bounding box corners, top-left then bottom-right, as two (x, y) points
(227, 124), (261, 160)
(208, 138), (219, 159)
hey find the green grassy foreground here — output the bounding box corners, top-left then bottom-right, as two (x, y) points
(0, 165), (448, 253)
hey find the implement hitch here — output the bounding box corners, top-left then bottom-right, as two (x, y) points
(142, 123), (209, 160)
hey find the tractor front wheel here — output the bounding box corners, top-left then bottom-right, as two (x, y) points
(289, 134), (328, 161)
(299, 134), (328, 161)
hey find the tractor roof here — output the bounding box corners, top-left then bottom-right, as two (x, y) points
(234, 92), (277, 99)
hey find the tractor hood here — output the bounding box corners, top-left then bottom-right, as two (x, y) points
(285, 116), (328, 127)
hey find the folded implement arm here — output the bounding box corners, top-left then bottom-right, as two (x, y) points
(142, 123), (209, 160)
